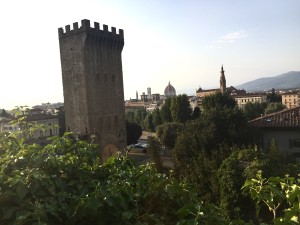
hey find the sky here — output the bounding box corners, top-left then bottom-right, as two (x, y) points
(0, 0), (300, 109)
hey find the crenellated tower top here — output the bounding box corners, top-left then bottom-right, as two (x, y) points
(58, 19), (124, 40)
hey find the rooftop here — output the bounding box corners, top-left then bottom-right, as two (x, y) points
(249, 106), (300, 128)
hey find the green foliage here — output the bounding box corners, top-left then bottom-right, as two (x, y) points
(199, 107), (251, 149)
(172, 106), (253, 205)
(0, 108), (10, 118)
(202, 92), (236, 111)
(126, 120), (142, 145)
(244, 102), (266, 121)
(192, 106), (201, 120)
(160, 98), (172, 123)
(126, 108), (148, 129)
(0, 116), (230, 224)
(152, 107), (162, 128)
(243, 171), (300, 224)
(156, 122), (184, 149)
(144, 113), (155, 132)
(55, 106), (66, 136)
(147, 136), (163, 172)
(170, 94), (192, 123)
(218, 148), (259, 221)
(265, 102), (285, 114)
(267, 88), (282, 103)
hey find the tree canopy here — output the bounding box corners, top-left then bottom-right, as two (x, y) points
(170, 94), (192, 123)
(202, 92), (236, 110)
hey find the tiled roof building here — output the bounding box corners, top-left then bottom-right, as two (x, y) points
(249, 106), (300, 128)
(249, 106), (300, 162)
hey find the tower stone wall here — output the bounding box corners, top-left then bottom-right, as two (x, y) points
(58, 19), (127, 157)
(220, 65), (226, 94)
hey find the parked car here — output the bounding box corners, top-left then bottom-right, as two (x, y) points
(126, 143), (147, 153)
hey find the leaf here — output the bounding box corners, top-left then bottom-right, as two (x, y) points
(1, 206), (17, 220)
(16, 183), (29, 201)
(15, 209), (32, 221)
(122, 211), (134, 220)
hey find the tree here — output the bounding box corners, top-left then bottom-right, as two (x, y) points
(267, 88), (282, 103)
(156, 122), (184, 149)
(134, 108), (148, 129)
(0, 108), (9, 118)
(126, 108), (148, 129)
(144, 113), (155, 132)
(126, 120), (142, 145)
(0, 117), (228, 225)
(191, 106), (201, 120)
(147, 136), (163, 172)
(152, 108), (162, 128)
(160, 98), (172, 123)
(243, 102), (266, 121)
(202, 92), (236, 111)
(243, 171), (300, 224)
(170, 94), (192, 123)
(264, 102), (285, 114)
(218, 148), (258, 221)
(56, 106), (66, 136)
(126, 110), (135, 122)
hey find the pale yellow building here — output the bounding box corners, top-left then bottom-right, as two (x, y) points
(282, 92), (300, 109)
(233, 94), (267, 109)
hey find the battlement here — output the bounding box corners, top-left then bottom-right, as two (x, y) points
(58, 19), (124, 39)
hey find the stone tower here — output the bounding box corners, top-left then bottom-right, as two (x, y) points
(58, 19), (126, 160)
(220, 65), (226, 94)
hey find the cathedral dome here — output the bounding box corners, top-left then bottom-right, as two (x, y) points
(164, 81), (176, 98)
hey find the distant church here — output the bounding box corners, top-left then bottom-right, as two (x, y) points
(196, 66), (245, 98)
(58, 19), (127, 161)
(164, 81), (176, 99)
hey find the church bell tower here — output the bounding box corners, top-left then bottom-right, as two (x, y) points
(220, 65), (226, 94)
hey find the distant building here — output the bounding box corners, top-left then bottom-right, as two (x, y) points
(0, 112), (59, 139)
(147, 87), (151, 100)
(282, 91), (300, 109)
(164, 81), (176, 98)
(249, 106), (300, 162)
(196, 66), (246, 107)
(140, 92), (149, 102)
(0, 118), (19, 133)
(151, 93), (160, 102)
(233, 94), (267, 109)
(24, 113), (59, 138)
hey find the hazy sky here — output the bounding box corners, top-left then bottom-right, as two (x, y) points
(1, 0), (299, 109)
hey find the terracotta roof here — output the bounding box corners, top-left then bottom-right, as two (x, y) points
(249, 106), (300, 128)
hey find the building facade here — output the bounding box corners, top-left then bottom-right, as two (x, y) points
(282, 92), (300, 109)
(58, 19), (127, 160)
(249, 106), (300, 162)
(233, 94), (267, 109)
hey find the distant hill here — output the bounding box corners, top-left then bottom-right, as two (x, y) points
(236, 71), (300, 92)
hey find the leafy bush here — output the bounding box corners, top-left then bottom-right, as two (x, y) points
(0, 120), (227, 224)
(243, 171), (300, 224)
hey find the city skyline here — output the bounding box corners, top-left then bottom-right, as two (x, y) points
(1, 0), (300, 109)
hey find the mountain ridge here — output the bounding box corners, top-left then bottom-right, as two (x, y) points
(236, 71), (300, 92)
